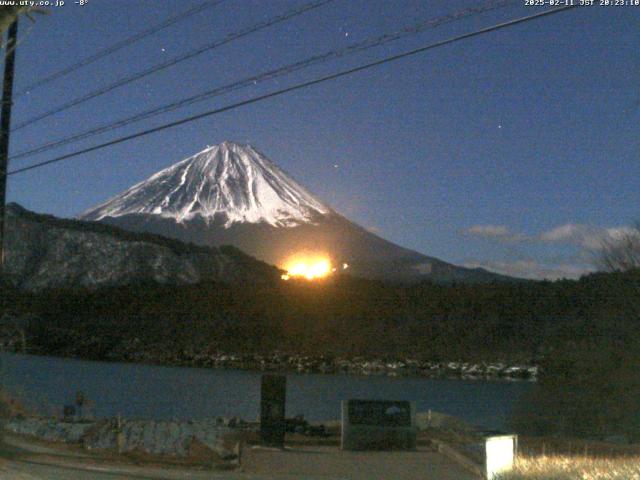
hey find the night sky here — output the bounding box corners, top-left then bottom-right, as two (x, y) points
(6, 0), (639, 280)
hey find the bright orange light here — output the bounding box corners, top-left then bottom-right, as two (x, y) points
(281, 255), (332, 280)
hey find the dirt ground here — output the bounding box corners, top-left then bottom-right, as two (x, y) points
(0, 432), (481, 480)
(240, 445), (479, 480)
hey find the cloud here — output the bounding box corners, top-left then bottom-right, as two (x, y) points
(466, 225), (510, 237)
(464, 222), (637, 250)
(463, 225), (527, 243)
(461, 222), (638, 279)
(539, 224), (638, 250)
(537, 223), (604, 249)
(464, 259), (593, 281)
(603, 226), (639, 241)
(539, 223), (586, 242)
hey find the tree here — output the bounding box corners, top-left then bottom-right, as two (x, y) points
(596, 223), (640, 273)
(0, 6), (46, 38)
(510, 317), (640, 441)
(0, 311), (28, 353)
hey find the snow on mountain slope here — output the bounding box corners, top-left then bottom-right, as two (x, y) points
(80, 141), (514, 283)
(80, 141), (331, 228)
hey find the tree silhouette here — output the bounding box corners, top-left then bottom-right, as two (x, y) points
(597, 223), (640, 272)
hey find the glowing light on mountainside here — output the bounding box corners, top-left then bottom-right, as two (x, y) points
(280, 255), (348, 281)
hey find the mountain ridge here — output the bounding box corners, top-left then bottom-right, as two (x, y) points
(80, 141), (514, 283)
(81, 141), (331, 228)
(4, 202), (280, 291)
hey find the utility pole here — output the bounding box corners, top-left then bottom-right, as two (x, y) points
(0, 19), (18, 275)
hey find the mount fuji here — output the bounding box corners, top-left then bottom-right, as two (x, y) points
(81, 141), (506, 283)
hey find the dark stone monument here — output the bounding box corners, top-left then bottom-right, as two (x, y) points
(341, 399), (417, 450)
(63, 405), (76, 422)
(260, 374), (286, 448)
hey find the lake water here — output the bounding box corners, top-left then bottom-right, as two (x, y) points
(0, 353), (533, 430)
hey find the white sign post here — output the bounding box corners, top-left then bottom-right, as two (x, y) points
(485, 434), (517, 479)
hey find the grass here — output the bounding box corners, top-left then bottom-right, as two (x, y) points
(500, 454), (640, 479)
(0, 387), (29, 418)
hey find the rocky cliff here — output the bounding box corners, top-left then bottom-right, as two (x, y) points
(3, 203), (280, 291)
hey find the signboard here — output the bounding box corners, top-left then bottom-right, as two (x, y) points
(341, 399), (416, 450)
(485, 434), (517, 480)
(260, 374), (286, 448)
(348, 400), (412, 426)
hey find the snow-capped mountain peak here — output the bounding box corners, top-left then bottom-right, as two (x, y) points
(80, 141), (332, 227)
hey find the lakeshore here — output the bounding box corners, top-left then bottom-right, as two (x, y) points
(89, 350), (539, 381)
(0, 353), (532, 430)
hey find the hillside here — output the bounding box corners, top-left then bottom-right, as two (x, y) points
(4, 268), (638, 368)
(80, 141), (511, 284)
(3, 203), (280, 291)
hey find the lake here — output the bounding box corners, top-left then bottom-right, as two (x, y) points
(0, 353), (533, 430)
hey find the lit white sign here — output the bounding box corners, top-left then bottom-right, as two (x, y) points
(485, 435), (516, 480)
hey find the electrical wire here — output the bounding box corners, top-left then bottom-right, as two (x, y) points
(7, 5), (577, 177)
(10, 0), (515, 162)
(11, 0), (336, 131)
(14, 0), (225, 97)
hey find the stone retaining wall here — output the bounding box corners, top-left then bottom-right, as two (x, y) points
(5, 417), (235, 458)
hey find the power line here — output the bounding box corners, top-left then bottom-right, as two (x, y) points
(10, 0), (515, 163)
(11, 0), (335, 132)
(14, 0), (224, 97)
(7, 5), (577, 177)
